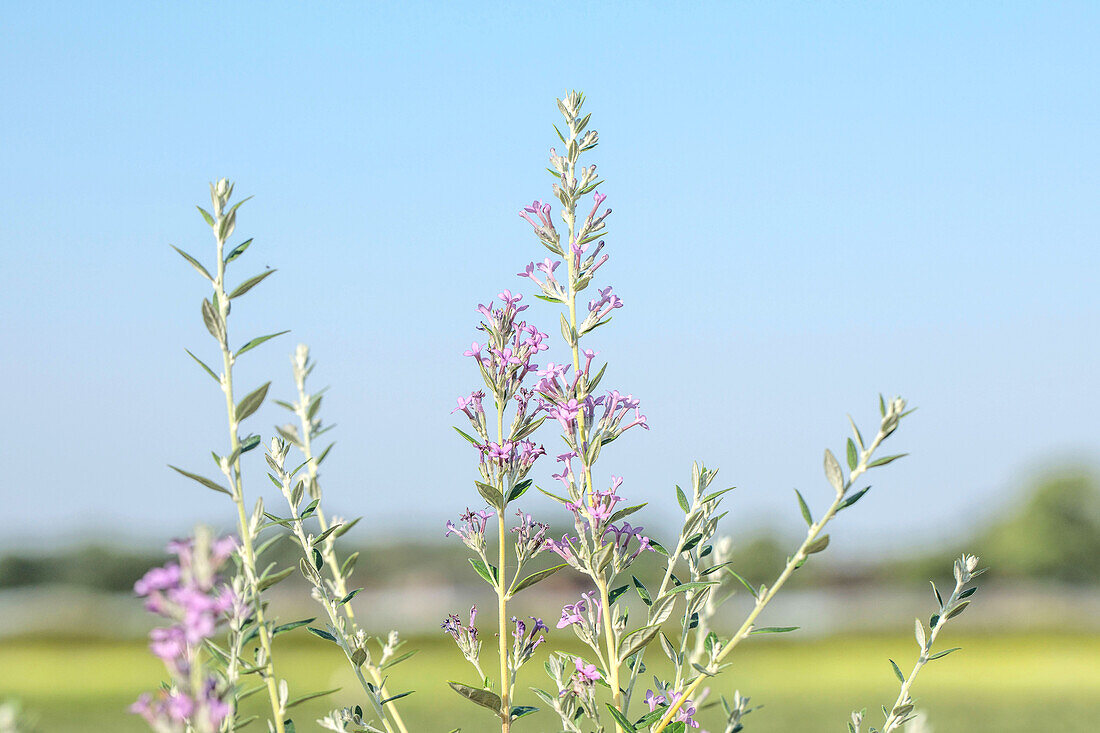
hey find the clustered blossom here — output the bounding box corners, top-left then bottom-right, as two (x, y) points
(644, 689), (702, 729)
(555, 592), (604, 649)
(510, 616), (549, 671)
(131, 531), (236, 733)
(512, 510), (550, 564)
(565, 657), (602, 699)
(442, 606), (483, 670)
(445, 508), (494, 554)
(482, 439), (546, 476)
(536, 385), (648, 453)
(547, 473), (654, 574)
(454, 291), (550, 490)
(519, 200), (560, 252)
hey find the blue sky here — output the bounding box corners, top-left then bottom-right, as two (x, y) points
(1, 2), (1097, 554)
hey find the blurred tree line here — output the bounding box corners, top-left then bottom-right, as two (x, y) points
(3, 469), (1098, 591)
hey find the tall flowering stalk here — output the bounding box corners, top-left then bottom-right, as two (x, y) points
(514, 91), (657, 730)
(166, 181), (296, 732)
(269, 346), (413, 733)
(447, 289), (557, 731)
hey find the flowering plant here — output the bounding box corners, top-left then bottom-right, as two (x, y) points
(142, 92), (985, 733)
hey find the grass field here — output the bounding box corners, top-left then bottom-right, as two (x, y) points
(2, 632), (1097, 732)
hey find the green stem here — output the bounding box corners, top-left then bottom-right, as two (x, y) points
(652, 433), (887, 732)
(214, 223), (286, 733)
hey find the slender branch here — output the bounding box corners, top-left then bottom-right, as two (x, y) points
(653, 410), (901, 732)
(208, 184), (286, 733)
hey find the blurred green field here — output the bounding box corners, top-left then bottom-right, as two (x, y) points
(2, 633), (1097, 732)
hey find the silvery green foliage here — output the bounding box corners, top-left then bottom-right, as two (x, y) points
(266, 347), (412, 733)
(168, 181), (298, 733)
(848, 555), (985, 733)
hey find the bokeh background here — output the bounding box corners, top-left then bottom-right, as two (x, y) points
(1, 2), (1098, 731)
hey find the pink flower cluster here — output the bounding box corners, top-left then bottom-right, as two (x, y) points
(131, 534), (237, 731)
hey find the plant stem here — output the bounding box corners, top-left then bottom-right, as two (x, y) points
(652, 432), (887, 732)
(881, 577), (964, 732)
(294, 377), (410, 733)
(496, 406), (511, 733)
(213, 228), (286, 733)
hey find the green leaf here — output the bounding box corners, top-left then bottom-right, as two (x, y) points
(236, 330), (290, 358)
(306, 626), (337, 643)
(662, 581), (717, 597)
(286, 687), (339, 709)
(868, 453), (908, 468)
(236, 382), (270, 422)
(272, 618), (316, 637)
(536, 485), (570, 504)
(239, 434), (262, 453)
(225, 238), (253, 264)
(171, 245), (213, 281)
(507, 479), (532, 503)
(196, 205), (215, 226)
(846, 438), (858, 470)
(889, 659), (905, 683)
(381, 649), (418, 670)
(511, 563), (566, 595)
(453, 426), (482, 447)
(727, 568), (758, 599)
(340, 551), (359, 578)
(750, 626), (799, 635)
(469, 558), (497, 587)
(824, 449), (845, 493)
(632, 576), (652, 606)
(794, 489), (813, 526)
(333, 516), (360, 539)
(605, 703), (636, 731)
(608, 584), (629, 605)
(229, 269), (277, 299)
(168, 465), (230, 495)
(257, 566), (295, 590)
(381, 691), (413, 705)
(608, 502), (647, 525)
(447, 682), (502, 715)
(475, 481), (504, 510)
(928, 647), (962, 661)
(510, 705), (538, 721)
(945, 600), (970, 620)
(676, 485), (690, 513)
(838, 486), (871, 511)
(201, 298), (223, 341)
(619, 624), (661, 662)
(183, 349), (219, 382)
(805, 534), (830, 555)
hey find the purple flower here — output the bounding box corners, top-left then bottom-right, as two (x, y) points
(442, 605), (482, 665)
(556, 598), (587, 629)
(445, 507), (494, 552)
(574, 657), (601, 683)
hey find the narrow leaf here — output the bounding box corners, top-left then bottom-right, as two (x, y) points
(168, 465), (230, 495)
(236, 330), (290, 358)
(171, 245), (213, 281)
(511, 563), (566, 594)
(824, 449), (845, 493)
(794, 489), (813, 526)
(229, 269), (276, 299)
(236, 382), (270, 422)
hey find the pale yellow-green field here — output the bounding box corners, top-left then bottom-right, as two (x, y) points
(2, 633), (1097, 732)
